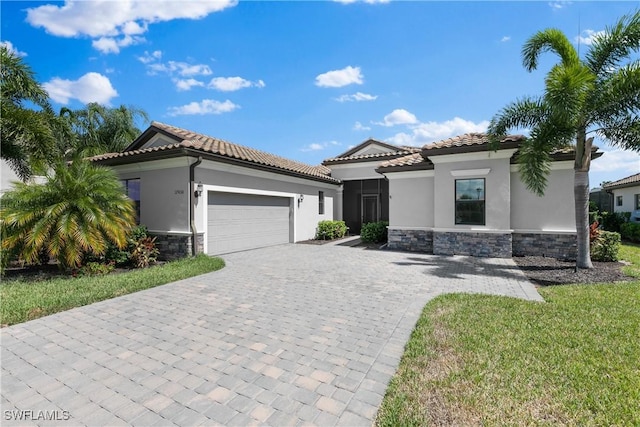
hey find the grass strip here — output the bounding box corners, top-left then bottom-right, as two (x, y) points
(377, 243), (640, 426)
(1, 254), (224, 326)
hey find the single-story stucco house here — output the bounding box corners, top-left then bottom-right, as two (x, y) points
(90, 122), (601, 260)
(603, 173), (640, 222)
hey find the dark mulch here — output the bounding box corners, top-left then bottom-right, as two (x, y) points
(513, 256), (632, 286)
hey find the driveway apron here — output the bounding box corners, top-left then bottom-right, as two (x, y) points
(1, 244), (542, 426)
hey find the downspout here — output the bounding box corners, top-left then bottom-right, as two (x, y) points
(189, 156), (203, 256)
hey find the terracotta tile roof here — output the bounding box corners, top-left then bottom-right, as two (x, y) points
(422, 133), (526, 153)
(377, 153), (432, 169)
(603, 172), (640, 189)
(90, 122), (340, 184)
(323, 147), (421, 164)
(328, 138), (417, 161)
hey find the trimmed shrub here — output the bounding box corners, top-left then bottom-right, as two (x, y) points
(620, 222), (640, 243)
(590, 231), (621, 262)
(600, 211), (630, 233)
(361, 221), (389, 243)
(316, 220), (347, 240)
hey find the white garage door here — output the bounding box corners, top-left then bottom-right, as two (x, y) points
(207, 192), (291, 255)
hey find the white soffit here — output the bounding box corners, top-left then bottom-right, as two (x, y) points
(450, 168), (491, 177)
(429, 148), (518, 164)
(383, 170), (435, 179)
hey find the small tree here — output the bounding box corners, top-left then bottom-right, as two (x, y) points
(1, 159), (136, 270)
(488, 11), (640, 269)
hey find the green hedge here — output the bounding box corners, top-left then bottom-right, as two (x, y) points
(620, 222), (640, 243)
(316, 220), (347, 240)
(361, 221), (388, 243)
(600, 211), (630, 233)
(591, 231), (621, 262)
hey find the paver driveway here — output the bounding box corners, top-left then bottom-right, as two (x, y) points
(1, 244), (542, 426)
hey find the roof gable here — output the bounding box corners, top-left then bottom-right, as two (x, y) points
(334, 138), (402, 158)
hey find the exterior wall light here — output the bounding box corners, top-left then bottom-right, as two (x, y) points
(297, 194), (304, 207)
(195, 182), (203, 198)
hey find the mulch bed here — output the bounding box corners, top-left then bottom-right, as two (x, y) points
(513, 256), (632, 286)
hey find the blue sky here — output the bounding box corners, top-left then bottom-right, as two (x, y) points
(2, 0), (639, 188)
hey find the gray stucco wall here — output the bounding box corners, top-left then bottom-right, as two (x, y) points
(510, 164), (576, 232)
(388, 175), (434, 228)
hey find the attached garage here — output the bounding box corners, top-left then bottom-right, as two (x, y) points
(207, 192), (292, 255)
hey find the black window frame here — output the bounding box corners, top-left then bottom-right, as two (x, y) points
(122, 178), (141, 224)
(319, 191), (325, 215)
(455, 178), (485, 226)
(617, 195), (623, 207)
(635, 194), (640, 210)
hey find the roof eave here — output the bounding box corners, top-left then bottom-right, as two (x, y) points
(93, 147), (341, 185)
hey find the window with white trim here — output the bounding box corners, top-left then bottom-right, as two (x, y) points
(617, 195), (623, 207)
(319, 191), (325, 215)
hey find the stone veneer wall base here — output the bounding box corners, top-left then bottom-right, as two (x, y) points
(512, 232), (577, 261)
(433, 231), (512, 258)
(150, 232), (205, 261)
(387, 229), (433, 253)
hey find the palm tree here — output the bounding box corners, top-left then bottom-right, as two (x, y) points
(57, 103), (149, 159)
(1, 158), (135, 270)
(488, 11), (640, 269)
(0, 46), (56, 180)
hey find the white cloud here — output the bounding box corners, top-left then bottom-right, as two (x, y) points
(300, 141), (340, 152)
(353, 121), (371, 131)
(374, 109), (418, 127)
(549, 1), (572, 10)
(92, 34), (144, 54)
(208, 76), (265, 92)
(26, 0), (238, 53)
(145, 60), (212, 77)
(315, 66), (363, 88)
(387, 117), (490, 146)
(174, 78), (205, 91)
(590, 148), (640, 174)
(138, 50), (162, 64)
(334, 92), (377, 102)
(43, 72), (118, 105)
(575, 29), (605, 46)
(1, 40), (27, 57)
(167, 99), (239, 116)
(501, 36), (511, 42)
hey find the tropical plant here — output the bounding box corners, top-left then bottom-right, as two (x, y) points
(0, 158), (136, 270)
(0, 45), (56, 180)
(57, 103), (148, 159)
(488, 11), (640, 269)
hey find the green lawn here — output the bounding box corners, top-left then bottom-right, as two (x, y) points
(1, 254), (225, 326)
(376, 243), (640, 426)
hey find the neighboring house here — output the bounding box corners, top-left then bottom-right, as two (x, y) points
(603, 173), (640, 222)
(91, 123), (602, 260)
(90, 122), (340, 258)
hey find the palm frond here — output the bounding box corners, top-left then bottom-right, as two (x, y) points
(522, 28), (579, 71)
(585, 10), (640, 77)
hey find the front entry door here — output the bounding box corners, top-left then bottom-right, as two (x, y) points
(362, 194), (379, 225)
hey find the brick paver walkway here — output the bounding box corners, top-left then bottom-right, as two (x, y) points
(1, 244), (542, 426)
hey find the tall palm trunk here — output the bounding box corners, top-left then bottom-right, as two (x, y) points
(574, 134), (593, 269)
